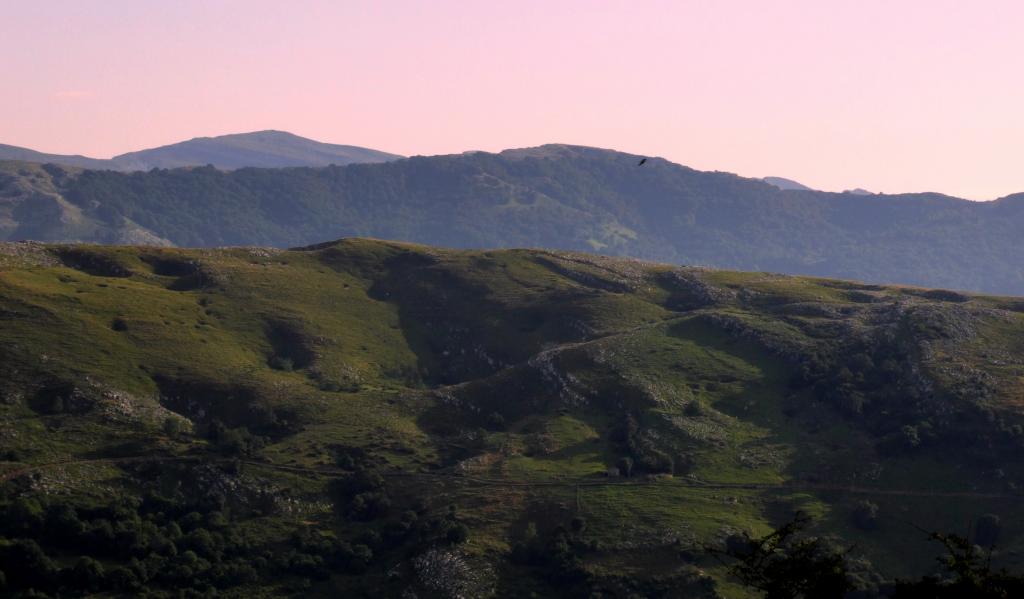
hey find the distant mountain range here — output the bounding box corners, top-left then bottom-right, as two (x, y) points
(0, 144), (113, 170)
(1, 141), (1022, 295)
(0, 130), (401, 171)
(763, 177), (877, 196)
(762, 176), (814, 191)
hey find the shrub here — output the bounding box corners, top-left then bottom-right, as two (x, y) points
(2, 539), (57, 590)
(106, 565), (138, 589)
(486, 411), (506, 430)
(82, 519), (113, 550)
(206, 511), (228, 529)
(71, 556), (105, 591)
(901, 425), (922, 449)
(445, 523), (470, 544)
(349, 544), (373, 573)
(205, 419), (264, 455)
(45, 503), (85, 540)
(7, 497), (45, 534)
(673, 452), (696, 475)
(162, 416), (184, 438)
(348, 492), (391, 521)
(268, 355), (294, 371)
(185, 528), (217, 557)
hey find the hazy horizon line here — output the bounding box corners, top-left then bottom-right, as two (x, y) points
(6, 128), (1011, 203)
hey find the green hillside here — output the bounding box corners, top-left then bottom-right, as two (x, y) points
(2, 238), (1024, 597)
(3, 144), (1022, 295)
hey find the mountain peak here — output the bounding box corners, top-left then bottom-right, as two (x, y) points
(0, 132), (402, 171)
(194, 130), (303, 142)
(110, 130), (402, 170)
(763, 176), (814, 191)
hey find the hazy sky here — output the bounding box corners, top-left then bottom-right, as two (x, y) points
(3, 0), (1023, 200)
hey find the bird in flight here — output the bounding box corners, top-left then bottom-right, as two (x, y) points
(637, 158), (647, 166)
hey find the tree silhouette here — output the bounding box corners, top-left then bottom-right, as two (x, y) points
(711, 513), (853, 599)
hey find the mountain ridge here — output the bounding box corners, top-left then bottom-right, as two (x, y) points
(762, 176), (814, 191)
(0, 143), (114, 170)
(1, 144), (1022, 295)
(0, 130), (401, 171)
(110, 130), (402, 170)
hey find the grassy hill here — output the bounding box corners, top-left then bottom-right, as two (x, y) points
(2, 238), (1024, 597)
(2, 144), (1022, 296)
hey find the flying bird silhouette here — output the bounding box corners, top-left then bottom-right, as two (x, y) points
(637, 158), (647, 166)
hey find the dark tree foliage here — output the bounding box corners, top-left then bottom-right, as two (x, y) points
(714, 514), (854, 599)
(327, 467), (391, 521)
(611, 413), (678, 475)
(0, 539), (58, 591)
(0, 474), (391, 596)
(781, 312), (1018, 457)
(162, 416), (184, 438)
(893, 532), (1024, 598)
(510, 520), (591, 592)
(70, 556), (105, 591)
(616, 456), (634, 478)
(720, 516), (1024, 599)
(204, 419), (266, 455)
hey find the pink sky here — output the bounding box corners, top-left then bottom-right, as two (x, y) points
(2, 0), (1023, 200)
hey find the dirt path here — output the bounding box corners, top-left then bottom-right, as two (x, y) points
(5, 453), (1019, 501)
(238, 459), (1024, 500)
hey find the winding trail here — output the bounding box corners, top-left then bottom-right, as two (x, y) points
(5, 454), (1020, 501)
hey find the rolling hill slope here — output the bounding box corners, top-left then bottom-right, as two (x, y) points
(2, 145), (1022, 295)
(2, 238), (1024, 596)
